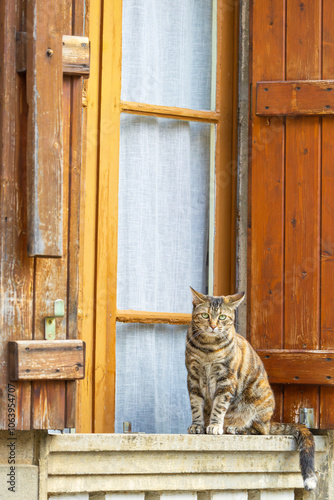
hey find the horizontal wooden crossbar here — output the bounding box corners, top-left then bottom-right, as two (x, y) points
(120, 101), (219, 123)
(16, 32), (90, 76)
(8, 340), (86, 380)
(257, 349), (334, 385)
(256, 80), (334, 116)
(116, 310), (191, 325)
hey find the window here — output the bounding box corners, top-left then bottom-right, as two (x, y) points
(87, 0), (237, 433)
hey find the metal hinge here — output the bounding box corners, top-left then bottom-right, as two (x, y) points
(45, 299), (65, 340)
(299, 408), (314, 428)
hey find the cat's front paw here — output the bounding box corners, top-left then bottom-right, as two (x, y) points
(206, 424), (224, 435)
(188, 424), (205, 434)
(225, 426), (237, 435)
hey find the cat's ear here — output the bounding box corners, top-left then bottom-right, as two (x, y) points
(223, 292), (245, 310)
(190, 287), (207, 306)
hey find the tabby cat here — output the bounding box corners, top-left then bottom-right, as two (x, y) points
(185, 287), (317, 491)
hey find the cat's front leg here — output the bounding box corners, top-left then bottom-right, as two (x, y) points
(207, 387), (233, 435)
(187, 381), (205, 434)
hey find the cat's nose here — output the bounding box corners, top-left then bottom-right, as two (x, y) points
(210, 324), (216, 330)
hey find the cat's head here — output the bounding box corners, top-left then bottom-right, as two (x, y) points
(190, 287), (245, 336)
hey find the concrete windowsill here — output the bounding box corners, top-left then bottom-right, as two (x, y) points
(46, 433), (328, 495)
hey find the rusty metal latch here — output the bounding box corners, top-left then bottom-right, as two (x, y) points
(45, 300), (65, 340)
(299, 408), (314, 428)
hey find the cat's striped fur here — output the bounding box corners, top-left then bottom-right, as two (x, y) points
(185, 288), (317, 491)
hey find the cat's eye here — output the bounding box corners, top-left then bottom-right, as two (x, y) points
(201, 313), (209, 319)
(219, 314), (227, 320)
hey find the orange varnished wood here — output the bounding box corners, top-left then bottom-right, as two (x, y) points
(213, 0), (237, 295)
(116, 311), (191, 325)
(271, 384), (283, 423)
(283, 0), (321, 425)
(249, 0), (285, 353)
(257, 80), (334, 116)
(93, 0), (122, 433)
(283, 385), (320, 429)
(320, 0), (334, 428)
(258, 350), (334, 386)
(121, 101), (219, 123)
(76, 0), (101, 433)
(284, 119), (320, 349)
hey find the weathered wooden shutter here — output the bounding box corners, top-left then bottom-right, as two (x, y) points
(249, 0), (334, 428)
(0, 0), (89, 429)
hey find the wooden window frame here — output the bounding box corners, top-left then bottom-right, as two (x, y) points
(81, 0), (239, 432)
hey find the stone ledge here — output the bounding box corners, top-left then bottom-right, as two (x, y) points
(46, 434), (327, 495)
(48, 472), (305, 494)
(48, 433), (327, 453)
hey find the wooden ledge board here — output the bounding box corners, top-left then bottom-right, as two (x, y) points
(116, 310), (191, 325)
(257, 349), (334, 385)
(256, 80), (334, 115)
(8, 340), (85, 381)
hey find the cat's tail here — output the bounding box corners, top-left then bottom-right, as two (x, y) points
(269, 422), (317, 491)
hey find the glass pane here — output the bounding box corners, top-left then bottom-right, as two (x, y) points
(121, 0), (215, 110)
(117, 114), (212, 313)
(115, 323), (190, 433)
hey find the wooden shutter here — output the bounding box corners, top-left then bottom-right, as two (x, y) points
(249, 0), (334, 428)
(0, 0), (88, 429)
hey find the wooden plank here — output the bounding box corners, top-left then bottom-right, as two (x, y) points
(0, 0), (33, 430)
(320, 0), (334, 428)
(8, 340), (85, 380)
(65, 0), (86, 430)
(283, 385), (320, 429)
(31, 78), (69, 429)
(258, 350), (334, 385)
(283, 0), (322, 426)
(31, 2), (71, 429)
(120, 101), (219, 123)
(26, 0), (63, 257)
(62, 35), (90, 76)
(284, 0), (321, 350)
(249, 0), (285, 354)
(77, 0), (102, 433)
(116, 311), (191, 325)
(94, 0), (122, 433)
(256, 80), (334, 116)
(271, 384), (283, 422)
(16, 33), (90, 76)
(213, 0), (236, 294)
(284, 118), (320, 348)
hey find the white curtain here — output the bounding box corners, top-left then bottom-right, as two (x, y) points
(115, 0), (214, 434)
(121, 0), (213, 110)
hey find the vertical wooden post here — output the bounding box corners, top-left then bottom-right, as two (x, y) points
(26, 0), (64, 257)
(94, 0), (122, 433)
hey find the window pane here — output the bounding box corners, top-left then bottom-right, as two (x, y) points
(121, 0), (215, 110)
(117, 115), (212, 313)
(115, 323), (190, 433)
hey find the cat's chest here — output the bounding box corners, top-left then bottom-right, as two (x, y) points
(200, 362), (227, 400)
